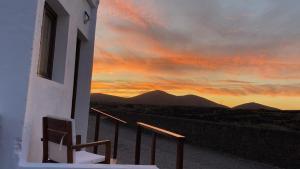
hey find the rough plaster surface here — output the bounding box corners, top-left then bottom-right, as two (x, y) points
(0, 0), (100, 169)
(0, 0), (38, 168)
(24, 0), (98, 163)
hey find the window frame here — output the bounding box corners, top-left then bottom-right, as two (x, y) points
(37, 2), (58, 80)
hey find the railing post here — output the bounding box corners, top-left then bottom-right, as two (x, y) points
(150, 133), (157, 165)
(93, 114), (100, 154)
(113, 122), (119, 159)
(176, 138), (184, 169)
(135, 125), (142, 164)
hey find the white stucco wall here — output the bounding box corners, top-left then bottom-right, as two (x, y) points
(0, 0), (100, 168)
(0, 1), (38, 168)
(0, 1), (158, 169)
(23, 0), (98, 163)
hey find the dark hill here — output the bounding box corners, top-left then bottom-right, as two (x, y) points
(91, 90), (227, 108)
(233, 102), (280, 111)
(91, 93), (128, 104)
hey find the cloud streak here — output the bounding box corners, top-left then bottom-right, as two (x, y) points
(93, 47), (300, 79)
(91, 79), (300, 97)
(93, 0), (300, 109)
(99, 0), (163, 28)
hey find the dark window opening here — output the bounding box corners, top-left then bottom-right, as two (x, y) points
(71, 38), (81, 119)
(37, 3), (57, 79)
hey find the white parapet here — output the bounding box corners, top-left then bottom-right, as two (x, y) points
(19, 162), (159, 169)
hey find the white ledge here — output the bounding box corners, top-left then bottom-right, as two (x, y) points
(19, 162), (159, 169)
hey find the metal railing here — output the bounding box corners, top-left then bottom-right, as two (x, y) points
(90, 108), (127, 159)
(135, 122), (185, 169)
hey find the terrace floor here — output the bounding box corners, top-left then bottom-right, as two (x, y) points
(87, 117), (282, 169)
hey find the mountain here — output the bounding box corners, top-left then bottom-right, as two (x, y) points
(91, 93), (128, 104)
(91, 90), (227, 108)
(233, 102), (280, 111)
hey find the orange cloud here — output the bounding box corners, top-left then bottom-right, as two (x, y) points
(93, 46), (300, 80)
(99, 0), (163, 28)
(94, 13), (300, 80)
(91, 78), (300, 97)
(93, 0), (300, 109)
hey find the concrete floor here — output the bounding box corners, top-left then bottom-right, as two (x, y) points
(87, 116), (282, 169)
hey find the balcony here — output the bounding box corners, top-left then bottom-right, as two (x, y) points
(88, 108), (185, 169)
(17, 106), (287, 169)
(86, 107), (284, 169)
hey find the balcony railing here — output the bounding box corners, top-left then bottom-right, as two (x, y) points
(90, 108), (127, 159)
(90, 108), (185, 169)
(135, 122), (185, 169)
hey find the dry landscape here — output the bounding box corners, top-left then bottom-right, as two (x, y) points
(89, 91), (300, 169)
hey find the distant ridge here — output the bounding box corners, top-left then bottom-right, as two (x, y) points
(91, 90), (227, 108)
(233, 102), (280, 111)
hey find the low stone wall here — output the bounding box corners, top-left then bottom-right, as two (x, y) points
(100, 112), (300, 169)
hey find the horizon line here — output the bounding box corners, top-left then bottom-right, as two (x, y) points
(89, 90), (299, 111)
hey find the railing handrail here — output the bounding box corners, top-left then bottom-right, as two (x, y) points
(90, 107), (127, 159)
(90, 108), (127, 124)
(135, 122), (185, 169)
(137, 122), (185, 139)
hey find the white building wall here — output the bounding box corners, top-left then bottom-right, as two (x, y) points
(0, 1), (39, 168)
(0, 1), (158, 169)
(0, 0), (101, 168)
(23, 0), (98, 163)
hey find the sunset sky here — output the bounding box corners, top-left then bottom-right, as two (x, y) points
(91, 0), (300, 110)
